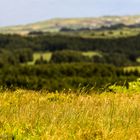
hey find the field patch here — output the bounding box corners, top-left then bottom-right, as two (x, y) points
(28, 51), (102, 65)
(82, 51), (102, 58)
(28, 52), (52, 65)
(124, 66), (140, 72)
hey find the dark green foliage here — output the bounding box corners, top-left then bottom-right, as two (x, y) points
(0, 63), (138, 91)
(0, 33), (140, 66)
(0, 49), (18, 66)
(0, 33), (139, 91)
(51, 50), (91, 63)
(14, 48), (33, 63)
(30, 33), (140, 66)
(0, 48), (33, 66)
(103, 53), (132, 66)
(92, 55), (106, 63)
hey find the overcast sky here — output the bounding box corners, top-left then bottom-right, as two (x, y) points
(0, 0), (140, 27)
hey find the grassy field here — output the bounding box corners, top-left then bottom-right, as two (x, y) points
(82, 51), (102, 58)
(33, 52), (52, 62)
(137, 58), (140, 63)
(28, 51), (102, 65)
(73, 28), (140, 39)
(0, 81), (140, 139)
(124, 66), (140, 72)
(28, 52), (52, 65)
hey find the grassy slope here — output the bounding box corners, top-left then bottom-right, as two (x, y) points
(0, 81), (140, 140)
(0, 15), (140, 35)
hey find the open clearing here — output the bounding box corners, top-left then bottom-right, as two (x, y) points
(28, 52), (52, 65)
(28, 51), (102, 65)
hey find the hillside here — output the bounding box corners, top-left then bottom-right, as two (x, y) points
(1, 15), (140, 35)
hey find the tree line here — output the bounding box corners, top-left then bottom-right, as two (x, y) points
(0, 33), (140, 66)
(0, 33), (139, 91)
(0, 63), (138, 91)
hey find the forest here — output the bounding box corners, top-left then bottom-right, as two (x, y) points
(0, 33), (140, 91)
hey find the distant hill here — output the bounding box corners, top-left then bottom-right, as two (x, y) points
(1, 15), (140, 35)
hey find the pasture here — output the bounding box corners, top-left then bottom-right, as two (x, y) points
(137, 58), (140, 63)
(28, 51), (102, 65)
(28, 52), (52, 65)
(82, 51), (102, 58)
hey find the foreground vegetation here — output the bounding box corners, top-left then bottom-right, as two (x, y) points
(0, 84), (140, 139)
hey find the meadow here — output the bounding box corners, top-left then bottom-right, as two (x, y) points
(27, 51), (102, 65)
(124, 66), (140, 72)
(0, 80), (140, 140)
(27, 52), (52, 65)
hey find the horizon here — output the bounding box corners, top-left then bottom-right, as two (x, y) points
(0, 0), (140, 27)
(1, 14), (140, 28)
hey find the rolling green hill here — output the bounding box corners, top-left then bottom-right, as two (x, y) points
(1, 15), (140, 35)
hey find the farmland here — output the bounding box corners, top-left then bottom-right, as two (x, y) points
(1, 16), (140, 35)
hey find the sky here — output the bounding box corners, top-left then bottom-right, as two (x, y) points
(0, 0), (140, 27)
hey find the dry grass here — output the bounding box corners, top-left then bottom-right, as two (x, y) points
(0, 90), (140, 139)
